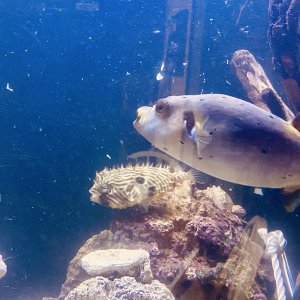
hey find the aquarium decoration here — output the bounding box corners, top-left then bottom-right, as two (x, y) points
(258, 229), (295, 300)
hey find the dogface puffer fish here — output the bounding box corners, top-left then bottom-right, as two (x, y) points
(89, 162), (192, 211)
(133, 94), (300, 192)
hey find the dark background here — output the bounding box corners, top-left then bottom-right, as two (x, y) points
(0, 1), (298, 299)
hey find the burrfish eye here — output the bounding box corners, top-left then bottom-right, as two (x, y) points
(100, 183), (111, 193)
(155, 100), (171, 117)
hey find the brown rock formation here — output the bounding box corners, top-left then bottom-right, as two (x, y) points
(51, 184), (275, 300)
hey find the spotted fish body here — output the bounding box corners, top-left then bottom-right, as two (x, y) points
(133, 94), (300, 191)
(89, 163), (191, 210)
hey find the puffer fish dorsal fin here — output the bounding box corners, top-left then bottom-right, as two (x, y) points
(292, 113), (300, 132)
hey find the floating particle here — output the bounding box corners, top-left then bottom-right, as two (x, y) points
(6, 83), (13, 92)
(156, 72), (164, 81)
(254, 188), (263, 196)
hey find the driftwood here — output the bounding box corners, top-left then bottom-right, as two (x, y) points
(268, 0), (300, 114)
(231, 49), (295, 122)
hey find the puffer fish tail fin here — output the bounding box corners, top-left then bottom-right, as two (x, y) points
(282, 186), (300, 212)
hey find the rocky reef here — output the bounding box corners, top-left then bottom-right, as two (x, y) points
(43, 183), (275, 300)
(64, 276), (175, 300)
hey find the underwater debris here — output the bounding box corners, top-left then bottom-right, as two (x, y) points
(81, 249), (153, 283)
(89, 162), (192, 211)
(0, 254), (7, 279)
(51, 185), (274, 300)
(65, 276), (175, 300)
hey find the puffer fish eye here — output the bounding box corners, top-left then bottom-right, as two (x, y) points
(155, 100), (170, 117)
(155, 100), (169, 113)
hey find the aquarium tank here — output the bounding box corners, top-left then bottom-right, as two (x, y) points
(0, 0), (299, 299)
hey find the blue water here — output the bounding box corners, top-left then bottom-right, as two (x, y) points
(0, 1), (298, 299)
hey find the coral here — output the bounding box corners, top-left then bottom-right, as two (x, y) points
(0, 254), (7, 279)
(65, 276), (175, 300)
(53, 184), (275, 300)
(81, 249), (153, 283)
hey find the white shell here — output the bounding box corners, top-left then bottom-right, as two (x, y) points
(81, 249), (153, 283)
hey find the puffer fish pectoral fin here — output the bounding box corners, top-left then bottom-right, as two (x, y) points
(282, 186), (300, 212)
(195, 120), (210, 143)
(292, 113), (300, 132)
(184, 118), (211, 158)
(194, 121), (212, 158)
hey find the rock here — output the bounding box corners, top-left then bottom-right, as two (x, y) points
(0, 254), (7, 279)
(65, 276), (175, 300)
(231, 204), (246, 218)
(185, 209), (243, 258)
(204, 185), (233, 210)
(55, 185), (274, 300)
(81, 249), (153, 283)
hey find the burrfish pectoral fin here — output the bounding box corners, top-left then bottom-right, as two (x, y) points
(282, 186), (300, 212)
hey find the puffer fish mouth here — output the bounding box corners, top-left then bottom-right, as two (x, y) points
(133, 106), (152, 127)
